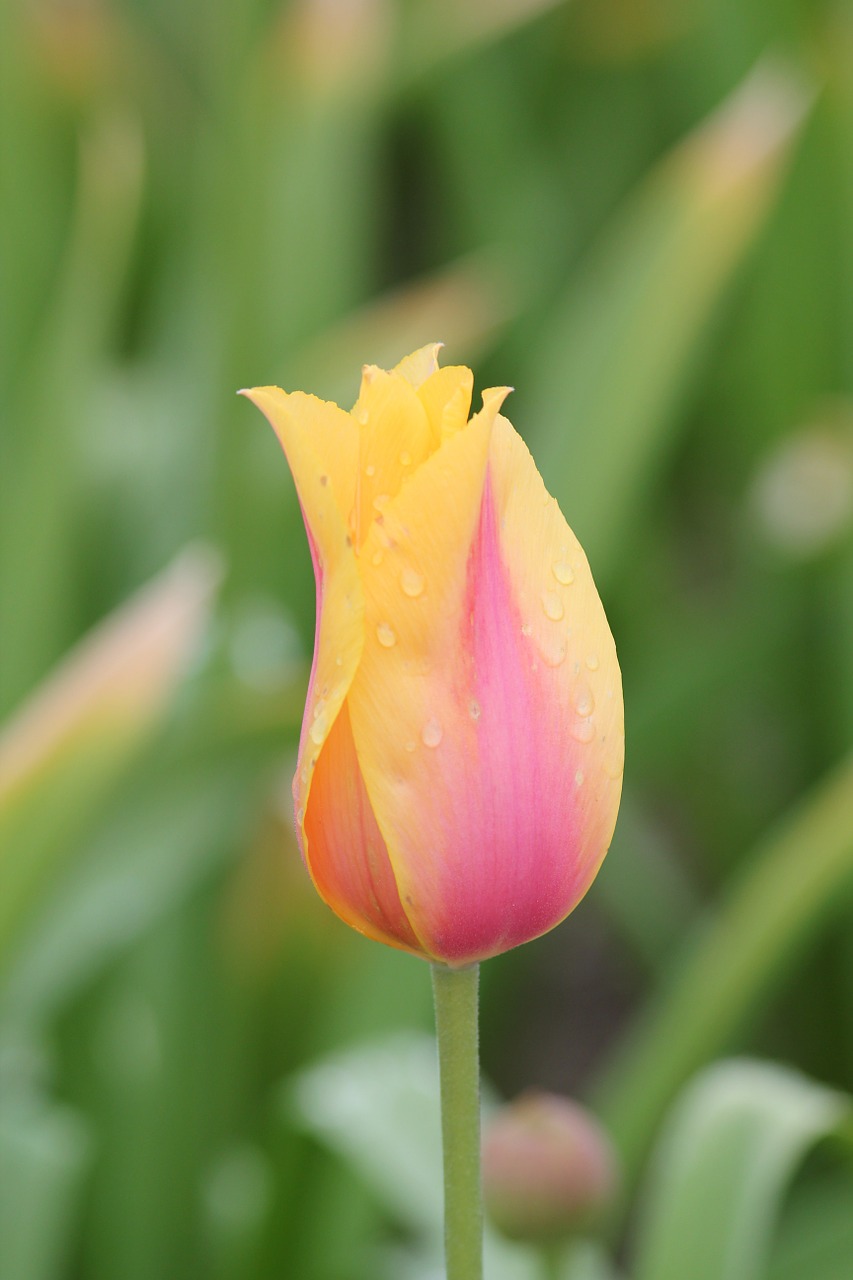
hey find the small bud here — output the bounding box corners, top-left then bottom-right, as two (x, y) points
(482, 1091), (619, 1244)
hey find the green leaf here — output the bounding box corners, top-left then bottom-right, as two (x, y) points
(596, 751), (853, 1176)
(287, 1033), (539, 1279)
(0, 1078), (91, 1280)
(0, 548), (219, 970)
(526, 58), (813, 578)
(632, 1060), (848, 1280)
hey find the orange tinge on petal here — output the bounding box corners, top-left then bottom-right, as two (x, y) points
(242, 346), (624, 965)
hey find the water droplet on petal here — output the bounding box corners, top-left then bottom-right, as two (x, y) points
(400, 450), (412, 466)
(296, 806), (305, 825)
(310, 710), (330, 744)
(422, 717), (443, 748)
(542, 641), (567, 668)
(365, 463), (376, 477)
(376, 622), (397, 647)
(521, 623), (533, 637)
(335, 654), (343, 667)
(542, 590), (564, 621)
(469, 699), (481, 721)
(585, 654), (600, 671)
(405, 739), (416, 753)
(571, 718), (595, 744)
(575, 685), (595, 717)
(552, 561), (574, 585)
(574, 770), (584, 787)
(371, 550), (383, 566)
(401, 567), (424, 598)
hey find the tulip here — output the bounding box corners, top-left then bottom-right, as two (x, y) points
(241, 345), (623, 967)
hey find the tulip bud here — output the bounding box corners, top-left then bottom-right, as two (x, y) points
(482, 1092), (618, 1243)
(241, 346), (624, 965)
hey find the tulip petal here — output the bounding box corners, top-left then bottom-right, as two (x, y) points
(394, 342), (443, 388)
(240, 386), (364, 827)
(348, 408), (623, 965)
(346, 387), (509, 961)
(351, 366), (437, 547)
(417, 365), (475, 441)
(303, 701), (423, 954)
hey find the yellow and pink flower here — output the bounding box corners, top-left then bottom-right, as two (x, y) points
(242, 345), (623, 966)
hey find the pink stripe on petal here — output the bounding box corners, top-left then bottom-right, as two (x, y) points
(407, 481), (597, 963)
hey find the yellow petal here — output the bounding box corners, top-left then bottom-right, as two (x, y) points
(350, 366), (436, 547)
(346, 388), (510, 942)
(393, 342), (443, 388)
(240, 386), (364, 825)
(417, 364), (475, 441)
(241, 387), (359, 524)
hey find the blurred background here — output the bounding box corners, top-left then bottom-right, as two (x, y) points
(2, 1), (853, 1278)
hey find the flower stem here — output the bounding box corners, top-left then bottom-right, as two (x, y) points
(431, 962), (482, 1280)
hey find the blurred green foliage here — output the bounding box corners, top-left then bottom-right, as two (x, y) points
(2, 0), (853, 1277)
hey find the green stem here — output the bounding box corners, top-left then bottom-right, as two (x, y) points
(542, 1243), (564, 1280)
(432, 963), (482, 1280)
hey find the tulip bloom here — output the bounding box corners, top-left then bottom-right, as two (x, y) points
(242, 346), (623, 966)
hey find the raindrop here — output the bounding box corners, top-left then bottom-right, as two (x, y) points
(376, 622), (397, 648)
(585, 654), (600, 671)
(401, 567), (424, 598)
(575, 685), (595, 717)
(366, 463), (376, 477)
(371, 550), (383, 566)
(421, 717), (443, 748)
(309, 710), (329, 744)
(574, 770), (584, 787)
(571, 719), (595, 744)
(469, 699), (481, 721)
(296, 806), (305, 825)
(405, 740), (417, 753)
(542, 642), (567, 668)
(541, 590), (564, 621)
(552, 561), (574, 585)
(400, 450), (412, 466)
(335, 654), (343, 667)
(521, 623), (533, 637)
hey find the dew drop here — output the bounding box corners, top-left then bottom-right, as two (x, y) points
(335, 654), (343, 667)
(376, 622), (397, 648)
(405, 740), (417, 753)
(571, 719), (595, 744)
(365, 463), (376, 477)
(521, 623), (533, 637)
(541, 589), (564, 621)
(469, 699), (481, 721)
(401, 567), (424, 598)
(575, 685), (595, 717)
(574, 770), (584, 787)
(585, 654), (600, 671)
(552, 561), (574, 585)
(309, 710), (329, 744)
(421, 717), (443, 748)
(371, 550), (383, 566)
(373, 493), (391, 511)
(400, 450), (412, 466)
(542, 642), (567, 668)
(296, 806), (305, 825)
